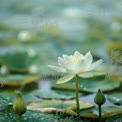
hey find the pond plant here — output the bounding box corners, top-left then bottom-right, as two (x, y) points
(94, 89), (106, 122)
(49, 51), (103, 116)
(13, 93), (26, 122)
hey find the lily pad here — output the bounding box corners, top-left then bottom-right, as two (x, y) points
(102, 106), (122, 118)
(0, 74), (40, 87)
(0, 96), (13, 109)
(0, 107), (56, 122)
(0, 106), (92, 122)
(27, 100), (94, 113)
(79, 107), (98, 119)
(106, 114), (122, 122)
(108, 92), (122, 105)
(52, 75), (121, 93)
(1, 48), (38, 73)
(80, 106), (122, 119)
(0, 94), (37, 110)
(108, 74), (122, 83)
(36, 89), (84, 100)
(0, 86), (38, 102)
(0, 90), (17, 97)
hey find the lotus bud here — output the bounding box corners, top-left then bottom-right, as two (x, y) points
(94, 89), (106, 106)
(13, 93), (26, 116)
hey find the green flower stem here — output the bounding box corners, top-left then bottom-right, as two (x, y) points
(75, 75), (80, 116)
(19, 115), (23, 122)
(98, 105), (102, 122)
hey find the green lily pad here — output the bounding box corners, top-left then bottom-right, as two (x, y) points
(0, 96), (91, 122)
(0, 90), (17, 97)
(27, 100), (94, 113)
(0, 86), (38, 103)
(108, 92), (122, 105)
(0, 96), (13, 109)
(36, 89), (84, 100)
(80, 106), (122, 119)
(0, 107), (56, 122)
(102, 106), (122, 118)
(0, 74), (40, 87)
(108, 74), (122, 83)
(0, 94), (37, 110)
(79, 107), (98, 119)
(0, 106), (92, 122)
(106, 114), (122, 122)
(52, 75), (121, 93)
(1, 48), (38, 73)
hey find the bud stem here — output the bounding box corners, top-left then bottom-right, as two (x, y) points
(98, 105), (102, 122)
(75, 75), (80, 116)
(19, 115), (23, 122)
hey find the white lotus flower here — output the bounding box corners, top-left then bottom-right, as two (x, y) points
(49, 51), (103, 84)
(18, 31), (31, 41)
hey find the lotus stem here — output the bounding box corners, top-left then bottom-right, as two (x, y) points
(75, 75), (80, 116)
(98, 105), (102, 122)
(19, 115), (23, 122)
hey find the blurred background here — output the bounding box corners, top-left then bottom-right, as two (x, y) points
(0, 0), (122, 95)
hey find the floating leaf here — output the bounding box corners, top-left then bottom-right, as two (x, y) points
(106, 114), (122, 122)
(0, 106), (92, 122)
(0, 87), (38, 104)
(27, 100), (94, 113)
(0, 107), (56, 122)
(0, 98), (91, 122)
(102, 106), (122, 118)
(36, 89), (84, 100)
(108, 74), (122, 83)
(0, 94), (37, 111)
(1, 48), (38, 73)
(0, 96), (13, 109)
(80, 106), (122, 119)
(0, 74), (40, 87)
(52, 75), (121, 93)
(0, 89), (20, 98)
(108, 92), (122, 105)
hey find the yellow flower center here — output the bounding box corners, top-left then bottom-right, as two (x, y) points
(73, 58), (79, 64)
